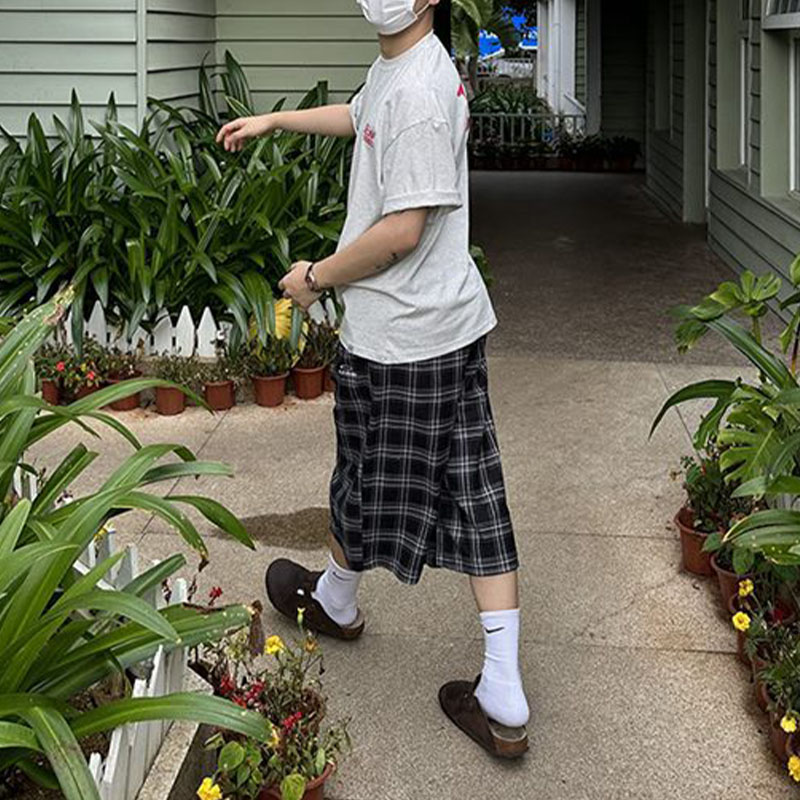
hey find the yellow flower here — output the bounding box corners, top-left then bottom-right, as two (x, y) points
(732, 612), (751, 632)
(265, 635), (285, 656)
(197, 778), (223, 800)
(297, 607), (305, 627)
(782, 713), (798, 734)
(789, 755), (800, 782)
(304, 636), (318, 654)
(738, 579), (754, 598)
(269, 727), (281, 750)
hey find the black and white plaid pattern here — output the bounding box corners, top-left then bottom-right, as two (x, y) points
(329, 335), (519, 585)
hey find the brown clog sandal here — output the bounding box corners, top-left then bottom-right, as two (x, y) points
(439, 675), (528, 759)
(265, 558), (365, 641)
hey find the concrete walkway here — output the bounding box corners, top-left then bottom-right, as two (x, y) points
(35, 173), (789, 798)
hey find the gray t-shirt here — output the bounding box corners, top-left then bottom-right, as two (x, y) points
(334, 31), (497, 364)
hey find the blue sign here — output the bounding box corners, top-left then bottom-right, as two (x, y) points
(478, 13), (537, 57)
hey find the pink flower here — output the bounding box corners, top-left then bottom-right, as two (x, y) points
(56, 361), (65, 372)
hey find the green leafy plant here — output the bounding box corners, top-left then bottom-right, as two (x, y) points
(248, 336), (295, 378)
(296, 320), (338, 370)
(199, 613), (350, 800)
(104, 346), (140, 379)
(0, 56), (352, 347)
(0, 292), (273, 799)
(651, 257), (800, 567)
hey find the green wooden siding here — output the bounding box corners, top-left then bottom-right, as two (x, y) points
(574, 0), (586, 105)
(646, 0), (684, 220)
(0, 1), (138, 136)
(600, 0), (646, 142)
(707, 0), (800, 286)
(215, 0), (376, 111)
(147, 0), (217, 105)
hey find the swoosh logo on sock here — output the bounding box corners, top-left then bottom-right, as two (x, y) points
(484, 626), (505, 634)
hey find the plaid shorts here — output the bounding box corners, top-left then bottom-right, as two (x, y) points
(329, 335), (519, 585)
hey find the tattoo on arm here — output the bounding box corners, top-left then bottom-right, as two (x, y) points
(375, 251), (400, 272)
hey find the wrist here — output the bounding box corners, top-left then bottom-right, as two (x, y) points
(312, 258), (335, 290)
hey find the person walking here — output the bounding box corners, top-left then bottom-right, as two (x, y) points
(216, 0), (529, 758)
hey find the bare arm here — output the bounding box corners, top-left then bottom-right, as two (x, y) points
(278, 209), (430, 307)
(216, 105), (354, 152)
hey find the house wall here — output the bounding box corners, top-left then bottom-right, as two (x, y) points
(0, 0), (139, 137)
(215, 0), (376, 111)
(147, 0), (217, 106)
(599, 0), (646, 143)
(707, 0), (800, 286)
(574, 0), (587, 105)
(645, 0), (685, 220)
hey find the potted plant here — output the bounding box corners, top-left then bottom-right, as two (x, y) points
(249, 336), (295, 408)
(606, 135), (641, 171)
(729, 578), (797, 666)
(203, 338), (246, 412)
(673, 450), (752, 576)
(60, 336), (105, 401)
(555, 131), (578, 170)
(34, 342), (68, 405)
(574, 134), (607, 172)
(755, 634), (800, 762)
(292, 322), (329, 401)
(104, 346), (142, 411)
(197, 612), (350, 800)
(152, 351), (197, 415)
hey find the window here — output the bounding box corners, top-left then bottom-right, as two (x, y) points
(765, 0), (800, 30)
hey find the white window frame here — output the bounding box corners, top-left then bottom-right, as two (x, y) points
(739, 1), (751, 170)
(792, 35), (800, 195)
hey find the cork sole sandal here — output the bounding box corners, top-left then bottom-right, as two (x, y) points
(265, 558), (365, 641)
(439, 676), (528, 759)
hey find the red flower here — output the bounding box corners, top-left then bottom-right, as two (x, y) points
(218, 673), (235, 696)
(55, 361), (65, 372)
(87, 371), (96, 381)
(281, 711), (303, 733)
(232, 695), (248, 708)
(208, 586), (223, 604)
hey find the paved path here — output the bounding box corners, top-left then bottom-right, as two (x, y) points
(35, 173), (789, 798)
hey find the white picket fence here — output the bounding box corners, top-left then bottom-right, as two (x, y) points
(60, 298), (338, 358)
(13, 471), (189, 800)
(62, 302), (229, 359)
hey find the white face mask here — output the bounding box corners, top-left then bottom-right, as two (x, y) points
(355, 0), (431, 36)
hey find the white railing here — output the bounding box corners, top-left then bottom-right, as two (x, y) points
(13, 468), (189, 800)
(470, 112), (587, 147)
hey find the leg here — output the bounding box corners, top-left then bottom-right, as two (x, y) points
(469, 570), (518, 612)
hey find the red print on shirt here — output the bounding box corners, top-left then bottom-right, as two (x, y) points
(457, 83), (466, 98)
(363, 124), (376, 148)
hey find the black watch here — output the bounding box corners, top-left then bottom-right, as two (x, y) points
(304, 262), (321, 293)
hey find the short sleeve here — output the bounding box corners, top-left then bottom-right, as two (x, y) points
(349, 86), (365, 133)
(381, 119), (462, 216)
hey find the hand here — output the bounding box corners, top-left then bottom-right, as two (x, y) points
(215, 114), (275, 152)
(278, 261), (322, 311)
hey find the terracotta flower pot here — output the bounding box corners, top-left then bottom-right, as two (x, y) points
(787, 733), (798, 763)
(259, 763), (334, 800)
(675, 507), (714, 576)
(292, 366), (325, 400)
(107, 373), (142, 412)
(204, 380), (235, 411)
(770, 707), (791, 764)
(75, 385), (100, 400)
(41, 379), (60, 405)
(710, 553), (753, 610)
(753, 656), (771, 713)
(155, 386), (186, 416)
(253, 373), (288, 408)
(324, 365), (335, 393)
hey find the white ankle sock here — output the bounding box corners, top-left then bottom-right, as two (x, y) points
(311, 554), (361, 627)
(473, 608), (530, 728)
